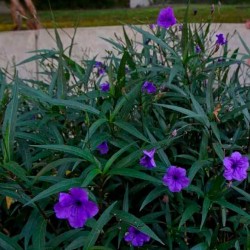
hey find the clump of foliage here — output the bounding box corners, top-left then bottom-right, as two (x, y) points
(0, 3), (250, 250)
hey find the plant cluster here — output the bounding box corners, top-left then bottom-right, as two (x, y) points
(0, 4), (250, 250)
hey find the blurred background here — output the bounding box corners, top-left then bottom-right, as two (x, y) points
(0, 0), (250, 31)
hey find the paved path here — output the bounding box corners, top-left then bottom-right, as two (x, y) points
(0, 24), (250, 78)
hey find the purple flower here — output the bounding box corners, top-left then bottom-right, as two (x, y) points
(157, 7), (177, 29)
(124, 226), (150, 247)
(223, 151), (249, 181)
(94, 61), (106, 75)
(178, 24), (183, 31)
(163, 166), (190, 192)
(149, 24), (156, 29)
(140, 148), (156, 169)
(217, 57), (225, 63)
(216, 34), (227, 45)
(100, 81), (110, 92)
(195, 45), (201, 54)
(142, 81), (157, 94)
(97, 141), (109, 155)
(54, 187), (99, 228)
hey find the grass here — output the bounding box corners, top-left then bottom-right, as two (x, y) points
(0, 4), (250, 31)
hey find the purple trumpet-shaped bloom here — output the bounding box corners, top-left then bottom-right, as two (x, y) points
(142, 81), (157, 94)
(97, 141), (109, 155)
(223, 151), (249, 181)
(124, 226), (150, 247)
(140, 148), (156, 169)
(163, 166), (190, 192)
(54, 187), (99, 228)
(216, 33), (227, 45)
(195, 45), (201, 54)
(157, 7), (177, 29)
(94, 61), (106, 75)
(100, 81), (110, 92)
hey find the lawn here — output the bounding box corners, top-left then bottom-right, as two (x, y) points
(0, 4), (250, 31)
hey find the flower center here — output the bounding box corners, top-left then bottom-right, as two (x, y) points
(231, 162), (237, 169)
(75, 200), (82, 206)
(173, 175), (179, 181)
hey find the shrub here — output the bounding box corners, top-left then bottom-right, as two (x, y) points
(0, 3), (250, 250)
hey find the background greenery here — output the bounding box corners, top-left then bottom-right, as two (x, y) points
(31, 0), (250, 10)
(1, 4), (250, 31)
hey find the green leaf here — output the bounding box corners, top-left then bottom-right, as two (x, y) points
(131, 25), (178, 59)
(114, 121), (149, 143)
(19, 84), (100, 115)
(83, 202), (117, 250)
(140, 186), (167, 211)
(47, 229), (82, 248)
(25, 178), (82, 205)
(178, 203), (200, 228)
(206, 67), (215, 113)
(117, 50), (128, 93)
(210, 122), (221, 143)
(20, 209), (40, 249)
(81, 168), (102, 187)
(32, 216), (47, 250)
(221, 206), (227, 227)
(237, 32), (250, 55)
(35, 158), (84, 180)
(190, 242), (209, 250)
(114, 210), (164, 245)
(2, 78), (19, 162)
(0, 232), (22, 250)
(212, 143), (224, 161)
(231, 186), (250, 202)
(188, 160), (209, 183)
(108, 168), (162, 184)
(145, 127), (170, 166)
(181, 1), (189, 62)
(155, 104), (205, 124)
(103, 142), (136, 173)
(65, 234), (88, 250)
(90, 247), (114, 250)
(83, 118), (107, 148)
(216, 199), (250, 219)
(200, 197), (211, 229)
(123, 184), (129, 212)
(199, 131), (208, 160)
(1, 161), (28, 182)
(33, 144), (94, 163)
(190, 94), (210, 127)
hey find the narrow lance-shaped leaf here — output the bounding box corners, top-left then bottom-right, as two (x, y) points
(32, 216), (47, 250)
(0, 232), (22, 250)
(2, 77), (19, 162)
(200, 197), (211, 229)
(103, 142), (136, 173)
(114, 209), (164, 245)
(114, 121), (149, 143)
(25, 178), (82, 205)
(83, 202), (117, 250)
(178, 203), (200, 228)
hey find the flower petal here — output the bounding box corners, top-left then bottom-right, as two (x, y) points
(54, 202), (72, 219)
(68, 205), (88, 228)
(70, 188), (88, 201)
(83, 200), (99, 218)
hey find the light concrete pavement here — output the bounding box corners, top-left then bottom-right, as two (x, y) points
(0, 24), (250, 78)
